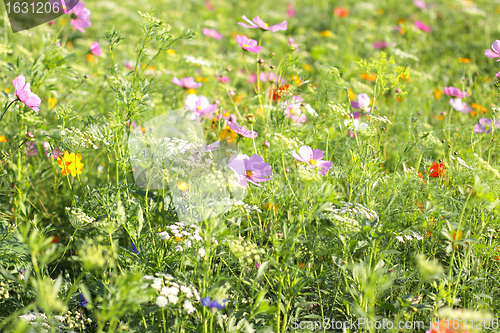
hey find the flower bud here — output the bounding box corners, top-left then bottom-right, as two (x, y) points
(26, 132), (34, 139)
(263, 141), (270, 148)
(245, 113), (256, 124)
(258, 58), (264, 64)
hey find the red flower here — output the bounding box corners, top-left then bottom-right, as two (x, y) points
(429, 162), (445, 178)
(271, 84), (289, 103)
(334, 7), (349, 17)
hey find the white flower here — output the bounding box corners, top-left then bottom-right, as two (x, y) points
(180, 286), (193, 298)
(167, 294), (179, 305)
(175, 245), (183, 252)
(404, 235), (413, 240)
(192, 287), (201, 301)
(158, 231), (170, 240)
(151, 278), (163, 291)
(198, 248), (206, 258)
(193, 234), (203, 242)
(183, 300), (196, 314)
(156, 296), (168, 308)
(396, 235), (405, 243)
(185, 240), (192, 248)
(161, 286), (179, 297)
(144, 275), (155, 280)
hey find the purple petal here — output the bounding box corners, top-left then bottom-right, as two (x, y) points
(311, 149), (324, 161)
(267, 20), (288, 32)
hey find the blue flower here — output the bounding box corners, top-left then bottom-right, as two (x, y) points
(131, 243), (139, 254)
(78, 293), (88, 307)
(201, 296), (226, 310)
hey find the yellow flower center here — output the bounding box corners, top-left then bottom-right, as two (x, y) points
(196, 106), (201, 110)
(246, 170), (253, 177)
(243, 44), (249, 48)
(309, 159), (317, 165)
(265, 23), (269, 28)
(223, 112), (230, 117)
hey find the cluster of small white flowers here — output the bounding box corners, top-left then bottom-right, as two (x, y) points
(322, 201), (380, 232)
(0, 281), (10, 299)
(394, 230), (424, 243)
(66, 207), (96, 228)
(231, 199), (262, 213)
(19, 310), (92, 332)
(157, 222), (213, 256)
(59, 126), (99, 149)
(368, 114), (392, 125)
(146, 273), (199, 314)
(272, 133), (304, 149)
(229, 237), (264, 265)
(329, 103), (351, 117)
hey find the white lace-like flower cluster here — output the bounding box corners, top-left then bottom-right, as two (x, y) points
(19, 310), (92, 332)
(144, 273), (199, 314)
(157, 222), (218, 256)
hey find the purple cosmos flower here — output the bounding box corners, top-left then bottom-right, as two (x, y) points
(172, 77), (202, 89)
(228, 154), (272, 187)
(90, 42), (102, 56)
(413, 0), (426, 9)
(218, 76), (230, 83)
(373, 41), (387, 49)
(13, 75), (41, 112)
(474, 118), (500, 133)
(185, 95), (217, 118)
(443, 86), (468, 98)
(78, 293), (88, 307)
(288, 38), (299, 51)
(238, 15), (287, 32)
(485, 40), (500, 61)
(255, 262), (262, 270)
(449, 98), (471, 113)
(68, 1), (91, 33)
(414, 20), (432, 32)
(236, 35), (262, 53)
(350, 93), (371, 112)
(202, 28), (223, 40)
(131, 243), (139, 254)
(292, 146), (332, 176)
(228, 122), (258, 138)
(201, 297), (226, 310)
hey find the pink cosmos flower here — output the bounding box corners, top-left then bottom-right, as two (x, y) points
(260, 72), (285, 84)
(474, 118), (500, 134)
(172, 77), (202, 89)
(185, 95), (217, 118)
(229, 122), (258, 138)
(220, 111), (237, 124)
(68, 1), (91, 33)
(218, 76), (230, 83)
(204, 0), (214, 10)
(287, 2), (296, 17)
(373, 41), (387, 49)
(288, 38), (299, 51)
(13, 75), (41, 112)
(248, 73), (257, 83)
(90, 42), (102, 56)
(292, 146), (332, 176)
(485, 40), (500, 61)
(449, 98), (471, 113)
(413, 0), (426, 9)
(284, 95), (307, 125)
(443, 86), (468, 98)
(496, 72), (500, 79)
(238, 15), (287, 32)
(124, 61), (135, 71)
(228, 154), (272, 187)
(414, 21), (432, 32)
(350, 93), (371, 112)
(202, 28), (223, 40)
(236, 35), (262, 53)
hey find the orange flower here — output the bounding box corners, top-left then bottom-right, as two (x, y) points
(450, 230), (463, 241)
(271, 84), (290, 103)
(219, 126), (237, 144)
(0, 136), (7, 143)
(361, 73), (377, 81)
(401, 73), (411, 82)
(291, 75), (302, 85)
(429, 162), (445, 178)
(348, 89), (356, 101)
(264, 203), (278, 211)
(433, 88), (443, 100)
(428, 319), (468, 333)
(458, 57), (470, 64)
(334, 7), (349, 17)
(319, 30), (333, 37)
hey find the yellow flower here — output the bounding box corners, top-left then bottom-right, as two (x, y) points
(219, 126), (238, 144)
(177, 181), (189, 192)
(303, 64), (313, 72)
(48, 97), (57, 109)
(57, 151), (84, 177)
(166, 49), (176, 55)
(320, 30), (333, 37)
(86, 54), (96, 64)
(0, 136), (7, 143)
(291, 75), (302, 85)
(196, 77), (208, 83)
(3, 88), (10, 93)
(458, 57), (470, 63)
(348, 89), (356, 101)
(433, 88), (443, 100)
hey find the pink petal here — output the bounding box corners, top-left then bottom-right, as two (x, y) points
(485, 49), (499, 58)
(492, 40), (500, 54)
